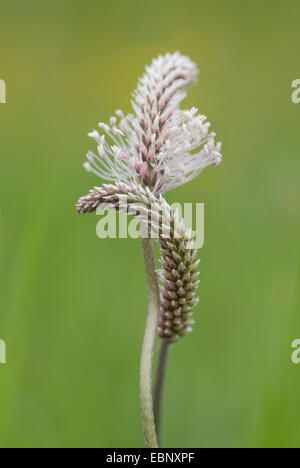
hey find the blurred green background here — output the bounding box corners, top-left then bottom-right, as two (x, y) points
(0, 0), (300, 448)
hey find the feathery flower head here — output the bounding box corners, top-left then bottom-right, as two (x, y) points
(83, 52), (222, 194)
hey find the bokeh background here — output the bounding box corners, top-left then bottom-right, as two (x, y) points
(0, 0), (300, 448)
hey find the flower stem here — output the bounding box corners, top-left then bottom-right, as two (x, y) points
(140, 237), (160, 448)
(153, 338), (170, 444)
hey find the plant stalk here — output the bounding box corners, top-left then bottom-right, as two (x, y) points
(153, 337), (170, 444)
(140, 237), (160, 448)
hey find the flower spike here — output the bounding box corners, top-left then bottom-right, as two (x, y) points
(83, 52), (222, 194)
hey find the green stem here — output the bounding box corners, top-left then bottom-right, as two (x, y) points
(153, 338), (170, 444)
(140, 237), (160, 448)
